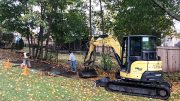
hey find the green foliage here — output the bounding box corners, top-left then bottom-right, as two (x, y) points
(1, 32), (14, 44)
(101, 54), (113, 71)
(63, 9), (89, 43)
(0, 0), (23, 32)
(105, 0), (173, 40)
(152, 0), (180, 21)
(37, 0), (88, 44)
(160, 0), (180, 17)
(0, 0), (89, 47)
(0, 32), (14, 48)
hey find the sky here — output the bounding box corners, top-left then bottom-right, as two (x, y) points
(174, 20), (180, 33)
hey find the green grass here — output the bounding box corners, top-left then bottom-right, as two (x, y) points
(0, 60), (167, 101)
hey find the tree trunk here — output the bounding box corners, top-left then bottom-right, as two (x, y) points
(44, 31), (51, 60)
(99, 0), (105, 35)
(99, 0), (105, 54)
(37, 25), (44, 59)
(89, 0), (92, 38)
(26, 28), (31, 56)
(27, 34), (31, 54)
(29, 33), (34, 58)
(35, 38), (40, 58)
(36, 1), (45, 59)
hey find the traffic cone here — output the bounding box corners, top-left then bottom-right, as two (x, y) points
(5, 59), (11, 70)
(22, 65), (29, 76)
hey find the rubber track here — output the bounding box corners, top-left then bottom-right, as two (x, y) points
(105, 80), (170, 100)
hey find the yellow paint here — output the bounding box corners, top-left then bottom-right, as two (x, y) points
(85, 35), (121, 62)
(120, 61), (162, 80)
(147, 61), (162, 71)
(84, 35), (163, 81)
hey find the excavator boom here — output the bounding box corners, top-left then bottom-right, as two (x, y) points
(84, 35), (121, 66)
(79, 35), (122, 78)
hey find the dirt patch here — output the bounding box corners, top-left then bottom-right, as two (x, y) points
(0, 49), (87, 79)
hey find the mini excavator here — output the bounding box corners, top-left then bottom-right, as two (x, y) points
(79, 34), (171, 100)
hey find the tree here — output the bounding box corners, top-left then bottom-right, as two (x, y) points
(89, 0), (92, 37)
(0, 0), (89, 60)
(105, 0), (173, 40)
(0, 0), (39, 53)
(0, 0), (24, 32)
(34, 0), (88, 60)
(99, 0), (105, 35)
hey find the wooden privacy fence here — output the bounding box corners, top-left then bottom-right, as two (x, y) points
(157, 46), (180, 72)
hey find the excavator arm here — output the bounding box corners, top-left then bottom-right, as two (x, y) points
(84, 35), (122, 66)
(79, 34), (122, 78)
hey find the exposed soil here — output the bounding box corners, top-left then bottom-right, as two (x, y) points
(0, 49), (74, 76)
(0, 49), (102, 79)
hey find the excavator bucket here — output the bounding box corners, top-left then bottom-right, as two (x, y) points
(79, 68), (98, 78)
(79, 34), (114, 78)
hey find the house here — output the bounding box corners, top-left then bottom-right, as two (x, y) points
(161, 34), (180, 47)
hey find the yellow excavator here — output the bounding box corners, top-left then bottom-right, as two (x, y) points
(79, 34), (171, 100)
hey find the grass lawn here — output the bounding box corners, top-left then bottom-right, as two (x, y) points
(0, 60), (166, 101)
(0, 49), (179, 101)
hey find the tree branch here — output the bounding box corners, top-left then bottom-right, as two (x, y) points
(152, 0), (180, 21)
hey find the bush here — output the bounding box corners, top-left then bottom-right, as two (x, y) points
(1, 32), (14, 43)
(101, 54), (113, 71)
(0, 32), (14, 48)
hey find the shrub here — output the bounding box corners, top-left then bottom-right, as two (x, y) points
(1, 32), (14, 43)
(101, 54), (113, 71)
(0, 32), (14, 48)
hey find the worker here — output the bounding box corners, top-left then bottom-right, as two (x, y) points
(21, 52), (31, 68)
(68, 51), (77, 72)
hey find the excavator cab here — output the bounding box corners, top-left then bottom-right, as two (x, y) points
(121, 35), (158, 72)
(116, 35), (163, 82)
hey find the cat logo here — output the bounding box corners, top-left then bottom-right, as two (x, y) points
(135, 67), (142, 71)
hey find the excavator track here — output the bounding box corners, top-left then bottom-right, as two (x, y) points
(105, 79), (171, 100)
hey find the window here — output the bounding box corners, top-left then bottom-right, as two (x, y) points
(130, 37), (141, 56)
(142, 37), (156, 51)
